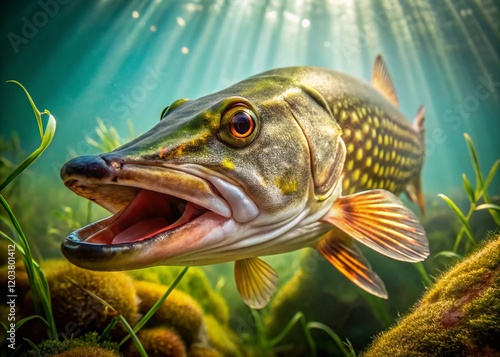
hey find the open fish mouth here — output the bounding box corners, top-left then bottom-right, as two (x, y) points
(71, 189), (209, 245)
(60, 155), (237, 270)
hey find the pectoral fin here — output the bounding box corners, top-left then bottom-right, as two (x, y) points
(234, 257), (278, 309)
(322, 189), (428, 262)
(317, 231), (387, 298)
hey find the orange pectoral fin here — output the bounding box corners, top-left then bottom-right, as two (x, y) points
(317, 230), (387, 298)
(234, 257), (278, 309)
(322, 189), (429, 262)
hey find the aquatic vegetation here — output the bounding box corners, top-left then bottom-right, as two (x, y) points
(133, 280), (204, 345)
(438, 133), (500, 255)
(363, 234), (500, 357)
(20, 332), (119, 357)
(0, 81), (58, 342)
(124, 327), (186, 357)
(263, 250), (384, 356)
(129, 266), (230, 325)
(84, 118), (135, 153)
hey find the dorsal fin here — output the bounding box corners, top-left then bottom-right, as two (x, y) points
(372, 55), (399, 108)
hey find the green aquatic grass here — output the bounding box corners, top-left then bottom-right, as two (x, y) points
(84, 118), (135, 153)
(438, 133), (500, 254)
(0, 81), (57, 340)
(117, 266), (189, 348)
(247, 308), (352, 356)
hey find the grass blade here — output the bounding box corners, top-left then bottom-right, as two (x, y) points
(482, 160), (499, 194)
(433, 250), (463, 261)
(307, 321), (352, 356)
(462, 173), (475, 203)
(475, 203), (500, 211)
(438, 194), (475, 245)
(464, 133), (484, 194)
(269, 311), (317, 357)
(0, 114), (56, 191)
(118, 266), (190, 347)
(6, 80), (43, 138)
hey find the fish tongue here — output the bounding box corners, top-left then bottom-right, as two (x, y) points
(86, 189), (174, 244)
(111, 217), (170, 244)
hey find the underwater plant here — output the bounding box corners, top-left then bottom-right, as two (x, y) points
(132, 279), (204, 345)
(363, 234), (500, 356)
(438, 133), (500, 255)
(0, 81), (58, 347)
(129, 266), (230, 325)
(83, 118), (135, 154)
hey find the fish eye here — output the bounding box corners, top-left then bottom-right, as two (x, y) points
(160, 98), (189, 120)
(218, 101), (259, 148)
(229, 111), (255, 138)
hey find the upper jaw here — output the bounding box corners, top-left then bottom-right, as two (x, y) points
(60, 155), (232, 217)
(59, 154), (259, 270)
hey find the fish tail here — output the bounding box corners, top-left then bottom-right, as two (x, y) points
(406, 105), (426, 215)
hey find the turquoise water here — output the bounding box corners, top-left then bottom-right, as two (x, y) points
(1, 0), (499, 195)
(0, 1), (499, 355)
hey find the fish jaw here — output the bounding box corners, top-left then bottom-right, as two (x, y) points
(59, 154), (260, 270)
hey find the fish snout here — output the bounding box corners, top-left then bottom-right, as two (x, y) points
(60, 154), (123, 185)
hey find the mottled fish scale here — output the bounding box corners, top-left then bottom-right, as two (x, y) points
(331, 97), (423, 195)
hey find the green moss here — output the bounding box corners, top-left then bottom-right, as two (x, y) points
(189, 344), (224, 357)
(364, 235), (500, 357)
(129, 266), (229, 324)
(56, 346), (121, 357)
(125, 327), (186, 357)
(21, 332), (118, 357)
(205, 314), (242, 357)
(134, 280), (204, 345)
(40, 260), (138, 338)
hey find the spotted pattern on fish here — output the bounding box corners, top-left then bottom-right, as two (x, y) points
(329, 98), (423, 196)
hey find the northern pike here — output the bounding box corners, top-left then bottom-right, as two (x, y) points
(61, 56), (428, 309)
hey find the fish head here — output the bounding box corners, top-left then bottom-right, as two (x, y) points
(60, 76), (346, 270)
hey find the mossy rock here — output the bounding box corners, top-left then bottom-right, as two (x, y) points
(189, 343), (223, 357)
(56, 346), (121, 357)
(364, 235), (500, 357)
(41, 260), (138, 339)
(21, 331), (119, 357)
(204, 314), (242, 357)
(125, 327), (186, 357)
(129, 266), (229, 324)
(134, 280), (204, 346)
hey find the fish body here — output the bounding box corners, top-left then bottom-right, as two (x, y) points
(61, 56), (428, 308)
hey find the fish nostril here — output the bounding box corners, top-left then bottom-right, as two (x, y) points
(100, 154), (124, 170)
(60, 155), (110, 181)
